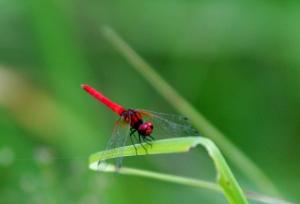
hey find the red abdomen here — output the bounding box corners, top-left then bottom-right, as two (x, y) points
(82, 84), (125, 115)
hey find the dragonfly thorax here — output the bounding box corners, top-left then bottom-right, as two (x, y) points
(121, 109), (154, 136)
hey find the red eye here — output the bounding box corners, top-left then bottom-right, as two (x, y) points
(147, 122), (153, 129)
(138, 122), (153, 136)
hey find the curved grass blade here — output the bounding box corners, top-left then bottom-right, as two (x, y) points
(89, 137), (248, 204)
(90, 164), (293, 204)
(101, 26), (280, 196)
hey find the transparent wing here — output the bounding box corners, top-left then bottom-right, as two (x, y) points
(100, 117), (131, 169)
(137, 109), (199, 139)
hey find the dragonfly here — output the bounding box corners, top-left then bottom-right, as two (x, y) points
(82, 84), (199, 168)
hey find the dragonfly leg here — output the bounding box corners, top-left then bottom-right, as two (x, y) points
(148, 135), (155, 141)
(130, 135), (138, 155)
(129, 129), (138, 155)
(143, 136), (153, 148)
(130, 128), (136, 136)
(138, 134), (148, 154)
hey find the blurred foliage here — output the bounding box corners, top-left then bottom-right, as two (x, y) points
(0, 0), (300, 203)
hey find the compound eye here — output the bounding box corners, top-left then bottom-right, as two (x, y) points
(147, 122), (153, 129)
(138, 122), (153, 136)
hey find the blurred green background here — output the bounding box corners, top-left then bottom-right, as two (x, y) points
(0, 0), (300, 203)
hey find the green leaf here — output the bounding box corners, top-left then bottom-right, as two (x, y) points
(89, 137), (248, 204)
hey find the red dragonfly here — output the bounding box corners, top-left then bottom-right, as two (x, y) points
(82, 84), (198, 168)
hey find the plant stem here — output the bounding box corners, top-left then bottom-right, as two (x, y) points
(120, 166), (222, 192)
(92, 164), (292, 204)
(101, 163), (222, 192)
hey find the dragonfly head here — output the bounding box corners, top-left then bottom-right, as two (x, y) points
(138, 122), (154, 136)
